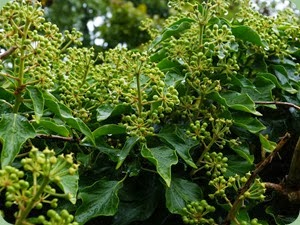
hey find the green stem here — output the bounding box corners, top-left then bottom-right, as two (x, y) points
(15, 176), (50, 225)
(136, 69), (143, 116)
(13, 19), (31, 113)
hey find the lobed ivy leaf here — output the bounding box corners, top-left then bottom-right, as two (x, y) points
(141, 145), (178, 187)
(232, 112), (266, 134)
(157, 126), (197, 169)
(116, 136), (139, 169)
(231, 25), (264, 46)
(112, 176), (160, 225)
(165, 177), (203, 214)
(209, 91), (262, 116)
(257, 72), (297, 94)
(272, 65), (298, 94)
(38, 118), (70, 137)
(0, 114), (36, 168)
(76, 179), (123, 225)
(149, 18), (195, 51)
(43, 91), (95, 145)
(96, 104), (132, 122)
(27, 86), (44, 123)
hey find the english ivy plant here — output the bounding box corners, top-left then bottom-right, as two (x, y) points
(0, 0), (300, 225)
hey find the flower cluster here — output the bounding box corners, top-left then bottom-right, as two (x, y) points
(182, 200), (216, 225)
(0, 146), (79, 225)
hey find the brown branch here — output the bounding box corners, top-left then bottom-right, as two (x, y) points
(36, 134), (80, 143)
(223, 132), (291, 225)
(0, 46), (17, 59)
(255, 101), (300, 111)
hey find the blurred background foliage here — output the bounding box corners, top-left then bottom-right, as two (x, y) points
(41, 0), (298, 52)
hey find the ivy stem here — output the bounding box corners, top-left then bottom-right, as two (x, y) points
(135, 65), (143, 116)
(13, 19), (31, 113)
(15, 176), (50, 225)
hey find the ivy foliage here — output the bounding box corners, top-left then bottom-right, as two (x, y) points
(0, 0), (300, 225)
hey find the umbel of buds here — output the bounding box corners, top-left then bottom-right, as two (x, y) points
(0, 146), (79, 225)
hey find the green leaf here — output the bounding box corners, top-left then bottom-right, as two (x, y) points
(149, 18), (195, 51)
(0, 215), (13, 225)
(257, 73), (297, 94)
(272, 65), (298, 94)
(230, 142), (254, 164)
(231, 25), (263, 46)
(0, 0), (10, 10)
(27, 86), (44, 123)
(141, 145), (178, 187)
(0, 114), (36, 168)
(96, 104), (132, 122)
(43, 91), (95, 145)
(157, 126), (197, 169)
(225, 155), (254, 177)
(76, 179), (123, 224)
(112, 176), (159, 225)
(116, 136), (139, 169)
(56, 172), (79, 204)
(209, 91), (262, 116)
(38, 118), (70, 137)
(259, 134), (277, 153)
(93, 124), (126, 139)
(232, 112), (266, 133)
(165, 177), (202, 214)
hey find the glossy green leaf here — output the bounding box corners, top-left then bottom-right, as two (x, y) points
(96, 104), (132, 122)
(157, 126), (197, 168)
(149, 18), (195, 51)
(257, 73), (297, 94)
(241, 77), (276, 102)
(43, 92), (95, 145)
(76, 179), (123, 224)
(273, 65), (298, 94)
(112, 176), (159, 225)
(0, 114), (36, 168)
(93, 124), (126, 139)
(232, 25), (263, 46)
(259, 134), (276, 153)
(27, 86), (44, 123)
(0, 0), (10, 10)
(54, 158), (79, 204)
(165, 178), (203, 214)
(0, 215), (12, 225)
(116, 136), (139, 169)
(209, 91), (262, 116)
(141, 145), (178, 187)
(230, 142), (254, 164)
(38, 118), (70, 137)
(225, 155), (254, 177)
(0, 87), (14, 114)
(232, 112), (266, 134)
